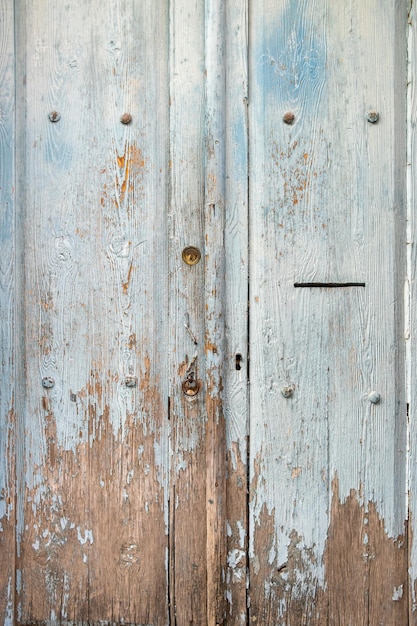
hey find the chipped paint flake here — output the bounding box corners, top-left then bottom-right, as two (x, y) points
(77, 527), (94, 545)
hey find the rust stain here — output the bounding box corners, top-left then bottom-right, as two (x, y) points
(116, 145), (145, 207)
(122, 261), (134, 295)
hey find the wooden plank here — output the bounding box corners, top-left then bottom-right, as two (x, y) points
(17, 1), (170, 623)
(224, 0), (249, 623)
(0, 1), (16, 624)
(248, 1), (407, 623)
(169, 2), (230, 621)
(205, 1), (227, 623)
(168, 1), (208, 623)
(408, 0), (417, 621)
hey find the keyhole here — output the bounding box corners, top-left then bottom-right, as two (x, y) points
(235, 354), (242, 371)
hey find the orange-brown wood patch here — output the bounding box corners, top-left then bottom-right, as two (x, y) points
(18, 377), (168, 625)
(250, 477), (408, 625)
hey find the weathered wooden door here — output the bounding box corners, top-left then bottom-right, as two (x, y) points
(2, 0), (417, 624)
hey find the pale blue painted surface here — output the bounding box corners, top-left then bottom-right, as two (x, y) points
(249, 0), (407, 618)
(0, 0), (16, 623)
(0, 0), (414, 623)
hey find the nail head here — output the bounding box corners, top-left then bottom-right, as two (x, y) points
(48, 111), (61, 123)
(366, 110), (379, 124)
(125, 376), (137, 388)
(283, 111), (295, 125)
(281, 385), (295, 398)
(368, 391), (381, 404)
(42, 376), (55, 389)
(120, 113), (132, 125)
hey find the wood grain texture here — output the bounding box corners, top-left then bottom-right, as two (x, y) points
(205, 1), (227, 622)
(4, 1), (414, 623)
(0, 1), (16, 624)
(168, 1), (208, 623)
(17, 1), (170, 623)
(408, 0), (417, 621)
(224, 1), (249, 623)
(248, 0), (407, 623)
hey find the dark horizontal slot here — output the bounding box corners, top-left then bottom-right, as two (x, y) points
(294, 282), (366, 288)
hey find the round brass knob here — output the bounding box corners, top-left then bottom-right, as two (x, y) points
(182, 246), (201, 266)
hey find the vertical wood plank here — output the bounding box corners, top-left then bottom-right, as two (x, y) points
(248, 1), (407, 623)
(17, 1), (170, 623)
(168, 1), (208, 623)
(205, 0), (227, 623)
(408, 0), (417, 620)
(224, 0), (249, 623)
(0, 1), (16, 623)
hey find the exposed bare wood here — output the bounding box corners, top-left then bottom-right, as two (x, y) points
(325, 479), (407, 625)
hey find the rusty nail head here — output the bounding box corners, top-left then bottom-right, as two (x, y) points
(42, 376), (55, 389)
(182, 246), (201, 266)
(48, 111), (61, 123)
(125, 376), (137, 388)
(283, 111), (295, 125)
(120, 113), (132, 125)
(366, 110), (379, 124)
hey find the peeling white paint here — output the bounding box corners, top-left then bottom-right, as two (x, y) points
(392, 585), (404, 601)
(4, 576), (13, 626)
(227, 548), (245, 570)
(237, 519), (245, 549)
(77, 527), (93, 545)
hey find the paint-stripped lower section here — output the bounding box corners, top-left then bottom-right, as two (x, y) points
(250, 478), (407, 625)
(0, 410), (15, 626)
(226, 442), (248, 625)
(18, 404), (168, 625)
